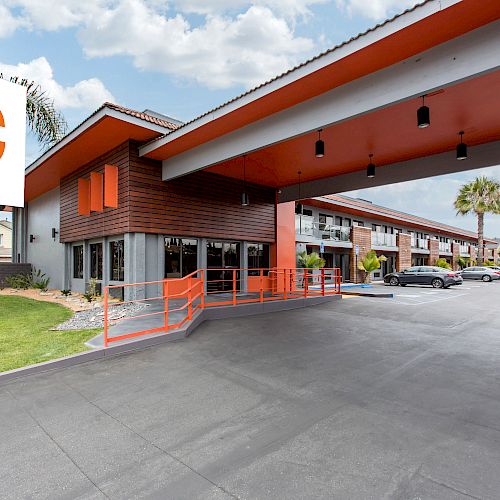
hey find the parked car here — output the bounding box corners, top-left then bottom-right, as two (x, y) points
(384, 266), (463, 288)
(458, 266), (500, 282)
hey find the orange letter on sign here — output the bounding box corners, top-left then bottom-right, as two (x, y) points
(78, 178), (90, 216)
(90, 172), (104, 212)
(0, 110), (5, 160)
(104, 164), (118, 208)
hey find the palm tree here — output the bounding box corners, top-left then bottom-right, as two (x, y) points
(357, 250), (387, 283)
(297, 251), (325, 269)
(0, 74), (67, 148)
(454, 176), (500, 264)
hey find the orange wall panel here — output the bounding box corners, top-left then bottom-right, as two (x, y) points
(90, 172), (104, 212)
(104, 164), (119, 208)
(274, 201), (296, 269)
(77, 178), (90, 216)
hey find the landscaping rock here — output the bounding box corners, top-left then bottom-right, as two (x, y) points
(53, 302), (148, 330)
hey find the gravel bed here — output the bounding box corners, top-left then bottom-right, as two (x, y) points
(53, 302), (149, 330)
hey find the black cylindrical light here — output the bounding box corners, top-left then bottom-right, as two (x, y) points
(456, 131), (467, 160)
(241, 154), (250, 206)
(367, 154), (376, 178)
(315, 129), (324, 158)
(417, 95), (430, 128)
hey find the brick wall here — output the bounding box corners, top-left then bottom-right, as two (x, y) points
(452, 242), (460, 270)
(350, 226), (372, 283)
(470, 245), (477, 264)
(0, 263), (32, 287)
(429, 239), (439, 265)
(396, 233), (412, 271)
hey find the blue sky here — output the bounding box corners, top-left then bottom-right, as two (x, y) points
(0, 0), (498, 236)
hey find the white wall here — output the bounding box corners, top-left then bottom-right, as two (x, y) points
(26, 187), (65, 290)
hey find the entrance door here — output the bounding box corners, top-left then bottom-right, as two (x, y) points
(333, 253), (350, 282)
(207, 241), (241, 292)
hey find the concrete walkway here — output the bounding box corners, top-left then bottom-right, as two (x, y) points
(1, 282), (499, 499)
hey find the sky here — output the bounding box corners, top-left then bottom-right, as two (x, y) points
(0, 0), (498, 236)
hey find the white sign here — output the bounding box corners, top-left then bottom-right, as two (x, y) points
(0, 79), (26, 207)
(355, 244), (359, 256)
(320, 241), (325, 254)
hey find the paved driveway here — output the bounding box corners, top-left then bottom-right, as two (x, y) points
(1, 282), (500, 499)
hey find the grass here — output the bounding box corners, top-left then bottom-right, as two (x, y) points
(0, 296), (101, 373)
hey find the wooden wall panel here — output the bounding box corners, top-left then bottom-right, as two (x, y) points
(128, 144), (276, 243)
(60, 141), (276, 243)
(60, 142), (130, 242)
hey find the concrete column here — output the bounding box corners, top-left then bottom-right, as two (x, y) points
(350, 226), (371, 283)
(429, 239), (439, 265)
(452, 242), (460, 270)
(124, 233), (146, 300)
(396, 233), (412, 271)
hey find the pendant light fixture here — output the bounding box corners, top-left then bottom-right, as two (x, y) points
(417, 95), (430, 128)
(366, 154), (376, 178)
(315, 129), (325, 158)
(296, 170), (303, 214)
(456, 131), (467, 160)
(241, 154), (250, 206)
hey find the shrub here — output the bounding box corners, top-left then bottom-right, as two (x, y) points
(357, 250), (387, 283)
(60, 289), (72, 296)
(434, 258), (452, 270)
(4, 267), (50, 291)
(297, 251), (325, 269)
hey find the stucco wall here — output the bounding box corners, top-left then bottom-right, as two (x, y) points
(26, 187), (66, 290)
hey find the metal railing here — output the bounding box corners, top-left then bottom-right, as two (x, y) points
(439, 242), (452, 253)
(411, 237), (429, 250)
(371, 232), (397, 247)
(460, 244), (470, 255)
(103, 267), (342, 347)
(295, 215), (350, 242)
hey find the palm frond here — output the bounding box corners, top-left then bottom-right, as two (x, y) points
(0, 74), (68, 149)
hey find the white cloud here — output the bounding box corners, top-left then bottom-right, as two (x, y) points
(78, 2), (314, 89)
(335, 0), (417, 20)
(0, 0), (317, 89)
(0, 57), (115, 110)
(0, 4), (26, 37)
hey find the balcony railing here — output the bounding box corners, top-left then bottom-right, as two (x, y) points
(371, 232), (397, 247)
(460, 244), (470, 255)
(411, 237), (429, 250)
(295, 215), (351, 242)
(439, 241), (452, 253)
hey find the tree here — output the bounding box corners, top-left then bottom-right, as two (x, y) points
(435, 258), (452, 270)
(297, 251), (325, 269)
(357, 250), (386, 283)
(454, 176), (500, 265)
(0, 75), (67, 149)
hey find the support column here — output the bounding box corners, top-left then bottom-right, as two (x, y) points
(452, 242), (460, 270)
(429, 239), (439, 265)
(272, 201), (296, 269)
(396, 233), (412, 271)
(350, 226), (371, 283)
(124, 233), (146, 300)
(470, 244), (477, 264)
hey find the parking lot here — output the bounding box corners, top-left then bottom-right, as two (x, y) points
(1, 281), (500, 499)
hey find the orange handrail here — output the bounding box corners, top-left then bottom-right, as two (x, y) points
(103, 267), (342, 346)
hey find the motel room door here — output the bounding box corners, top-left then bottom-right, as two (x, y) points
(206, 241), (241, 292)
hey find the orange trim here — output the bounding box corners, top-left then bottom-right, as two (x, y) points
(77, 178), (90, 216)
(90, 172), (103, 212)
(104, 164), (118, 208)
(0, 110), (4, 160)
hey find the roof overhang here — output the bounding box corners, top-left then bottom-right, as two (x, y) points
(25, 106), (169, 202)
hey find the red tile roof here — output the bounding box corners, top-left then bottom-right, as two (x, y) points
(104, 103), (180, 131)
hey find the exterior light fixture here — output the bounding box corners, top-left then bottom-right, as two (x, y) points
(296, 170), (303, 214)
(241, 155), (249, 206)
(417, 95), (430, 128)
(456, 131), (467, 160)
(315, 129), (324, 158)
(29, 234), (36, 243)
(51, 228), (59, 239)
(367, 154), (376, 178)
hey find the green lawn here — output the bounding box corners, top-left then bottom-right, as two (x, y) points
(0, 296), (100, 373)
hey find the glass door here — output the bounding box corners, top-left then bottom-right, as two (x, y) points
(206, 241), (241, 292)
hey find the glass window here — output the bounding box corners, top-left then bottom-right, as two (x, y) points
(165, 237), (198, 278)
(335, 216), (342, 226)
(73, 245), (83, 279)
(353, 220), (364, 227)
(302, 208), (313, 217)
(90, 243), (103, 280)
(247, 243), (270, 276)
(342, 218), (351, 227)
(110, 240), (124, 281)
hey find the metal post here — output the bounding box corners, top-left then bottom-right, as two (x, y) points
(188, 276), (193, 320)
(233, 269), (237, 305)
(260, 269), (264, 302)
(304, 269), (308, 297)
(103, 287), (109, 347)
(283, 269), (287, 300)
(164, 280), (169, 332)
(201, 270), (205, 309)
(321, 268), (325, 296)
